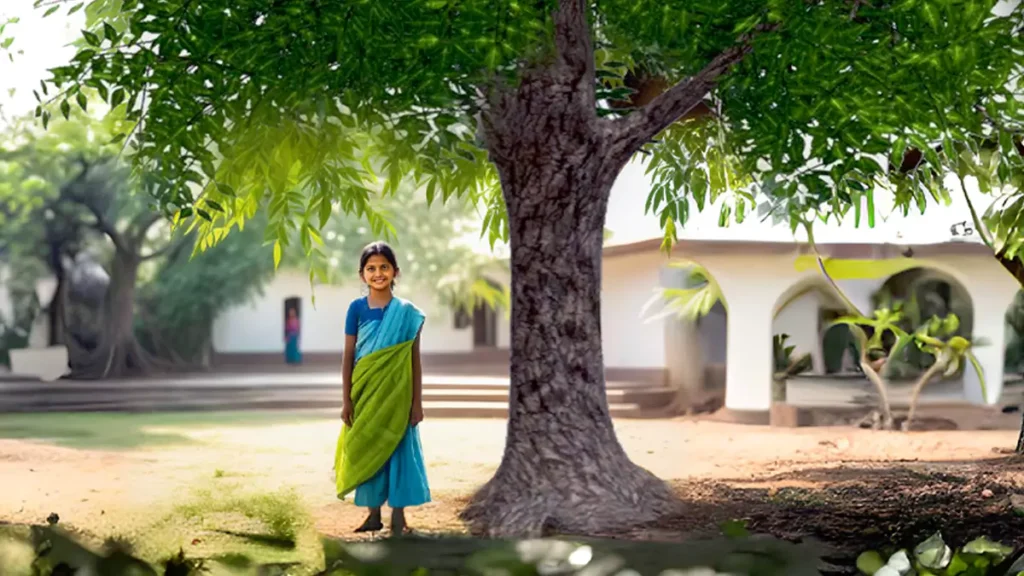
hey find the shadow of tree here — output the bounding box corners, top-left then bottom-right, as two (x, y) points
(611, 456), (1024, 567)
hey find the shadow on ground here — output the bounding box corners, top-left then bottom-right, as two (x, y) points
(617, 456), (1024, 567)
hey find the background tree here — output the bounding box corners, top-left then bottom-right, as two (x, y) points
(0, 106), (182, 378)
(25, 0), (1024, 535)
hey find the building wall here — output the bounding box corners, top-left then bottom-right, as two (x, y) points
(211, 271), (472, 355)
(0, 264), (13, 324)
(601, 250), (668, 369)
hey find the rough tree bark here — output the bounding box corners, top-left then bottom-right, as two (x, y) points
(459, 0), (752, 536)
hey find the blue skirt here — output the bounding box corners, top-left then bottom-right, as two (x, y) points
(285, 334), (302, 364)
(353, 424), (431, 508)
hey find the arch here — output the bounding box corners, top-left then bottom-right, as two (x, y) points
(653, 259), (729, 414)
(871, 267), (974, 383)
(771, 273), (849, 377)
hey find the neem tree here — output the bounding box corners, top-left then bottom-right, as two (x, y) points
(17, 0), (1024, 535)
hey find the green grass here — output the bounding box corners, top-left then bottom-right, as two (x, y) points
(0, 411), (325, 450)
(0, 485), (324, 575)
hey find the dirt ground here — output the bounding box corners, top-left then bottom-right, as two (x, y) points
(2, 415), (1024, 562)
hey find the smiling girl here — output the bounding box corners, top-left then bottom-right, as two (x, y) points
(333, 241), (430, 535)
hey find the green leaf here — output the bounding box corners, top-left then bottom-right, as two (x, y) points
(67, 3), (84, 15)
(856, 550), (885, 575)
(273, 241), (282, 270)
(42, 5), (60, 17)
(59, 99), (70, 120)
(913, 533), (952, 570)
(102, 22), (118, 43)
(75, 92), (87, 112)
(961, 536), (1012, 558)
(110, 88), (125, 108)
(82, 29), (101, 47)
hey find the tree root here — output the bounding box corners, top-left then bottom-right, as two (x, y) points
(68, 333), (175, 379)
(459, 451), (680, 538)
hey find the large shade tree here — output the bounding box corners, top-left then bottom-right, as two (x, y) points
(15, 0), (1024, 534)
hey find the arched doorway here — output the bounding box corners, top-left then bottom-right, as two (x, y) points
(871, 268), (974, 382)
(654, 260), (728, 413)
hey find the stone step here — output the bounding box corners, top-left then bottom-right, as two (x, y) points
(0, 396), (670, 419)
(0, 381), (677, 418)
(0, 375), (657, 393)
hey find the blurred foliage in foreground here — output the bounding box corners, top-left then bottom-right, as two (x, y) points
(0, 521), (826, 576)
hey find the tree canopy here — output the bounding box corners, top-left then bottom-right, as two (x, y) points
(1, 0), (1011, 276)
(12, 0), (1024, 535)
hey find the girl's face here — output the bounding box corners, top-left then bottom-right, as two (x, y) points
(361, 254), (397, 292)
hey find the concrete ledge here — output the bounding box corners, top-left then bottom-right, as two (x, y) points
(769, 403), (815, 428)
(705, 407), (770, 425)
(9, 346), (68, 382)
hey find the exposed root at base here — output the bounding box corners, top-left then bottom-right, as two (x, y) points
(459, 462), (680, 538)
(69, 335), (178, 379)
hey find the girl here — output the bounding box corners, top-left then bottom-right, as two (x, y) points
(333, 241), (430, 535)
(284, 306), (302, 365)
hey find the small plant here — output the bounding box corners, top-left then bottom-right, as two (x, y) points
(806, 248), (987, 431)
(856, 532), (1020, 576)
(773, 333), (812, 377)
(901, 314), (987, 430)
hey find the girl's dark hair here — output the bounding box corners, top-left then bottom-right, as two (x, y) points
(359, 241), (400, 289)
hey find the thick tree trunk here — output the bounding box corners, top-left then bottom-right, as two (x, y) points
(68, 249), (157, 379)
(460, 53), (677, 537)
(46, 243), (67, 347)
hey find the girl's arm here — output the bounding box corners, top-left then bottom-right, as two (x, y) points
(411, 330), (424, 424)
(341, 334), (356, 425)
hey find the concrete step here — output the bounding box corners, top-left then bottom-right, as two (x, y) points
(0, 385), (675, 411)
(0, 376), (657, 393)
(0, 397), (671, 419)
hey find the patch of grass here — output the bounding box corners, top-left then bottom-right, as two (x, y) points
(127, 483), (321, 570)
(0, 411), (324, 450)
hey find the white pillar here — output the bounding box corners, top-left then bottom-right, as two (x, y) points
(723, 291), (776, 411)
(964, 286), (1017, 404)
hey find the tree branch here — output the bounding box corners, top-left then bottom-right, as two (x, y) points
(60, 157), (130, 254)
(554, 0), (595, 110)
(607, 28), (771, 162)
(554, 0), (593, 75)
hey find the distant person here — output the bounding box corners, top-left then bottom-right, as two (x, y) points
(284, 307), (302, 365)
(333, 241), (429, 535)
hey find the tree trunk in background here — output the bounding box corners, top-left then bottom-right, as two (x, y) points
(46, 242), (67, 347)
(68, 248), (154, 379)
(459, 42), (677, 537)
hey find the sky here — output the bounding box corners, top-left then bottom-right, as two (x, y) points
(0, 0), (83, 125)
(0, 0), (1002, 253)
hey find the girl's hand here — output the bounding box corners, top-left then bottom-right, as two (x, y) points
(341, 403), (353, 427)
(410, 404), (424, 427)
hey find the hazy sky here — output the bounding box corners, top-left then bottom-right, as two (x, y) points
(0, 0), (84, 125)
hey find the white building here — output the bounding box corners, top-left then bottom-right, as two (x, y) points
(210, 160), (1024, 421)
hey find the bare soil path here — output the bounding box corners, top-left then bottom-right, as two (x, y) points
(1, 413), (1022, 563)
